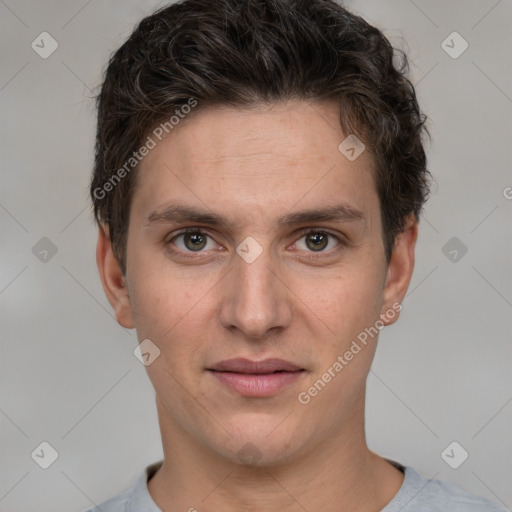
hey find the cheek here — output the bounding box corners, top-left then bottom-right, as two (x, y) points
(128, 261), (217, 372)
(292, 263), (385, 337)
(127, 244), (197, 332)
(295, 273), (383, 416)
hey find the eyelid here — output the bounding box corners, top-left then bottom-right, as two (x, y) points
(167, 227), (211, 241)
(289, 227), (343, 253)
(292, 226), (342, 240)
(165, 228), (223, 260)
(167, 227), (220, 248)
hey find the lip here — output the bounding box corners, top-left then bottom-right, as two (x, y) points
(210, 358), (303, 373)
(208, 358), (305, 397)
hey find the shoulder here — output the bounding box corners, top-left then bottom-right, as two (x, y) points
(385, 464), (508, 512)
(81, 488), (130, 512)
(80, 461), (163, 512)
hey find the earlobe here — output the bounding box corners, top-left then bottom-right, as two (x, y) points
(380, 215), (418, 326)
(96, 225), (135, 329)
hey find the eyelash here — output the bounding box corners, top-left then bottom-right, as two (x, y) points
(165, 227), (344, 260)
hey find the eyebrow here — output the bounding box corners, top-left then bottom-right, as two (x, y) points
(145, 203), (365, 230)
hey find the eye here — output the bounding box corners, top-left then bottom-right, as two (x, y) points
(171, 229), (216, 252)
(294, 230), (340, 253)
(166, 228), (342, 259)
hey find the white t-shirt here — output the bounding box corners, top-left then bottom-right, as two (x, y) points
(82, 459), (508, 511)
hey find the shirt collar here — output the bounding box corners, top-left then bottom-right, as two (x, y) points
(126, 460), (163, 512)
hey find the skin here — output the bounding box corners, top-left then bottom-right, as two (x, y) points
(97, 100), (418, 511)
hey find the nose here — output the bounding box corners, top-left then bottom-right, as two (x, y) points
(218, 243), (293, 340)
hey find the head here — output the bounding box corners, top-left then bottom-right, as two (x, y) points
(93, 0), (430, 466)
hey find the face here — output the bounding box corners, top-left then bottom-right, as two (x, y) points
(98, 100), (417, 466)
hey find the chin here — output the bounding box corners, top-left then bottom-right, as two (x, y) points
(210, 415), (308, 468)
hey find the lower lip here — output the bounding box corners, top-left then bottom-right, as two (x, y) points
(209, 370), (304, 397)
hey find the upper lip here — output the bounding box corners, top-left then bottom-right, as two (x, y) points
(209, 358), (303, 374)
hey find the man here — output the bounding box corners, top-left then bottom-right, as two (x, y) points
(85, 0), (507, 510)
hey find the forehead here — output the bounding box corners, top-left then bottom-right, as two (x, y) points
(131, 100), (379, 228)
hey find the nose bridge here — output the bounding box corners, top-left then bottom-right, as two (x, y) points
(219, 241), (291, 339)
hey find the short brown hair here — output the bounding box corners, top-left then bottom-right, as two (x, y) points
(91, 0), (430, 273)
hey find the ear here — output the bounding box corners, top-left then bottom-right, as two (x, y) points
(96, 225), (135, 329)
(380, 215), (418, 326)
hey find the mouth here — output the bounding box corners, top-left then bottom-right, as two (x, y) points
(207, 358), (305, 397)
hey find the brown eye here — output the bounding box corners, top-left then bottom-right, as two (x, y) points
(294, 230), (340, 254)
(183, 232), (207, 251)
(305, 232), (329, 251)
(169, 230), (215, 253)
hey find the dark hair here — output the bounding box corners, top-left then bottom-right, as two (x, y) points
(91, 0), (430, 273)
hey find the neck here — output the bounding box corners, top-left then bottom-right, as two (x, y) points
(148, 394), (404, 512)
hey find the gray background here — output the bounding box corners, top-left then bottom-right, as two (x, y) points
(1, 0), (511, 510)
